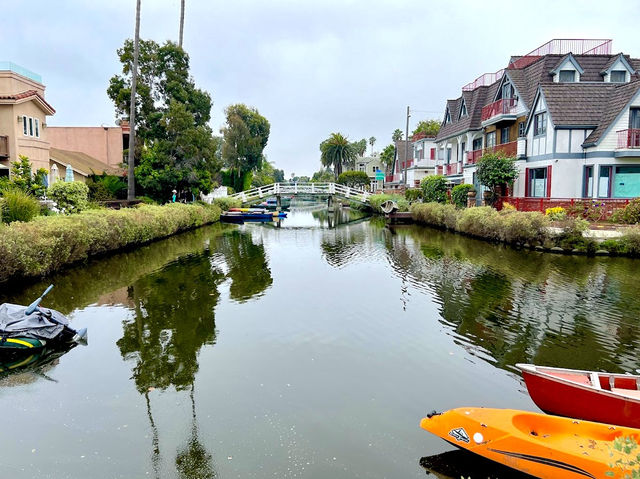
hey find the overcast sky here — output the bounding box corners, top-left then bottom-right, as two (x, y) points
(3, 0), (639, 176)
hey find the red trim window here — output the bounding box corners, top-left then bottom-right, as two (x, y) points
(546, 165), (552, 197)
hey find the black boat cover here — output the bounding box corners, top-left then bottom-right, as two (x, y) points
(0, 303), (69, 340)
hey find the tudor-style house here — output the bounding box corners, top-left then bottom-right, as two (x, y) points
(434, 39), (640, 201)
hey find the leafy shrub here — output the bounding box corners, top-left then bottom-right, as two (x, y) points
(421, 175), (448, 203)
(475, 152), (518, 193)
(610, 198), (640, 224)
(214, 197), (242, 211)
(1, 188), (41, 223)
(456, 206), (502, 240)
(47, 182), (89, 214)
(0, 203), (222, 283)
(498, 210), (548, 245)
(545, 206), (567, 221)
(337, 171), (369, 189)
(368, 194), (409, 213)
(87, 174), (127, 201)
(567, 200), (609, 222)
(451, 184), (476, 208)
(137, 196), (158, 205)
(405, 189), (423, 202)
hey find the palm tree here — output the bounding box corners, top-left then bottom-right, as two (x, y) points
(369, 136), (376, 155)
(320, 133), (357, 179)
(392, 129), (403, 143)
(178, 0), (185, 48)
(127, 0), (142, 201)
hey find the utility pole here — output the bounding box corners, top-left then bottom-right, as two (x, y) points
(179, 0), (185, 48)
(127, 0), (141, 201)
(403, 106), (410, 188)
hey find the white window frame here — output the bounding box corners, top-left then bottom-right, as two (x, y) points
(534, 112), (547, 137)
(610, 70), (627, 83)
(558, 70), (576, 83)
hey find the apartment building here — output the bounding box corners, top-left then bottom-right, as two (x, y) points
(386, 135), (437, 190)
(434, 39), (640, 200)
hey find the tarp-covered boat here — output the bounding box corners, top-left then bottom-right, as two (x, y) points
(0, 285), (87, 351)
(420, 407), (639, 479)
(517, 363), (640, 429)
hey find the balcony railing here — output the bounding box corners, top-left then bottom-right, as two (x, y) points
(436, 166), (443, 175)
(481, 98), (517, 122)
(445, 163), (462, 175)
(467, 149), (483, 164)
(617, 129), (640, 148)
(484, 141), (518, 157)
(385, 174), (402, 183)
(0, 136), (8, 158)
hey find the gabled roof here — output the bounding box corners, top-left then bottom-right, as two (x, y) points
(435, 83), (496, 141)
(0, 89), (55, 115)
(600, 53), (637, 75)
(584, 81), (640, 145)
(550, 53), (585, 76)
(50, 148), (123, 177)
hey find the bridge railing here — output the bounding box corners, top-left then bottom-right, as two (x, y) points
(229, 182), (372, 204)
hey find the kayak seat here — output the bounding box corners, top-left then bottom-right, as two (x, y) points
(598, 375), (612, 390)
(548, 371), (591, 385)
(611, 388), (640, 399)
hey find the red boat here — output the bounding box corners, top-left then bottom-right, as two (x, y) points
(517, 363), (640, 428)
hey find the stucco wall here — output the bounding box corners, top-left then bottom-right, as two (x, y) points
(48, 126), (124, 167)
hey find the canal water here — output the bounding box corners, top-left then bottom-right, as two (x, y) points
(1, 205), (639, 478)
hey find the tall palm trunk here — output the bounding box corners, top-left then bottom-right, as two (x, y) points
(127, 0), (141, 201)
(178, 0), (185, 48)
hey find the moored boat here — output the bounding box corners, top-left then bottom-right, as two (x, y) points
(0, 285), (87, 352)
(420, 407), (639, 479)
(517, 363), (640, 429)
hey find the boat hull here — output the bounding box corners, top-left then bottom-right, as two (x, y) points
(518, 364), (640, 429)
(421, 407), (639, 479)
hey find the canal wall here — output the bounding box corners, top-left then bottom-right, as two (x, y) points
(0, 202), (222, 283)
(410, 202), (640, 257)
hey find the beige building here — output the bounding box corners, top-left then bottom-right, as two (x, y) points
(0, 62), (55, 177)
(0, 62), (122, 183)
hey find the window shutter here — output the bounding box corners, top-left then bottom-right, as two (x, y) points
(546, 165), (552, 197)
(430, 148), (435, 160)
(524, 168), (530, 197)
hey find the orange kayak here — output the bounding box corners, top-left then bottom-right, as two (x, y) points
(420, 407), (640, 479)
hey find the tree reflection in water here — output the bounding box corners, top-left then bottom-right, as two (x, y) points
(116, 228), (273, 477)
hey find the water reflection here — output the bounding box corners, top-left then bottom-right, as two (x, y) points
(419, 450), (535, 479)
(382, 225), (640, 373)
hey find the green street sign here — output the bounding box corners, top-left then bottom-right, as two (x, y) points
(375, 171), (384, 180)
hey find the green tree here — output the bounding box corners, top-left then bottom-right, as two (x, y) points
(476, 152), (519, 201)
(252, 161), (284, 187)
(108, 39), (218, 201)
(380, 144), (395, 175)
(311, 168), (334, 182)
(337, 170), (370, 188)
(221, 104), (271, 192)
(412, 119), (440, 138)
(320, 133), (357, 179)
(392, 129), (403, 142)
(421, 175), (448, 203)
(369, 136), (376, 155)
(451, 183), (476, 208)
(351, 138), (367, 157)
(10, 156), (47, 197)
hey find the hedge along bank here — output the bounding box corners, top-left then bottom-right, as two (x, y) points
(410, 202), (640, 258)
(0, 202), (223, 283)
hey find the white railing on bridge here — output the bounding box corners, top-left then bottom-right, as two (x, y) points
(229, 182), (372, 205)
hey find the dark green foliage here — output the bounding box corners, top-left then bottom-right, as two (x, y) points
(10, 156), (47, 197)
(221, 104), (270, 192)
(87, 174), (127, 201)
(311, 168), (334, 182)
(108, 39), (220, 202)
(411, 119), (440, 137)
(337, 171), (369, 188)
(476, 152), (518, 191)
(610, 198), (640, 224)
(0, 203), (221, 283)
(320, 133), (358, 178)
(1, 188), (41, 223)
(451, 184), (476, 208)
(251, 161), (284, 187)
(380, 144), (395, 174)
(404, 189), (423, 202)
(421, 175), (448, 203)
(351, 139), (367, 157)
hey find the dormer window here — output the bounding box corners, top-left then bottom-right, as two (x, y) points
(611, 70), (627, 83)
(459, 101), (467, 118)
(444, 108), (451, 124)
(559, 70), (576, 83)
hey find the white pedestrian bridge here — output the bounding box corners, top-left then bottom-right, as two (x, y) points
(229, 182), (372, 206)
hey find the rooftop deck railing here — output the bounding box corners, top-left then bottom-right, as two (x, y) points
(0, 61), (42, 83)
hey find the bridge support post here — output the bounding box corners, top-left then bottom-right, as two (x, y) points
(276, 195), (282, 211)
(327, 194), (334, 211)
